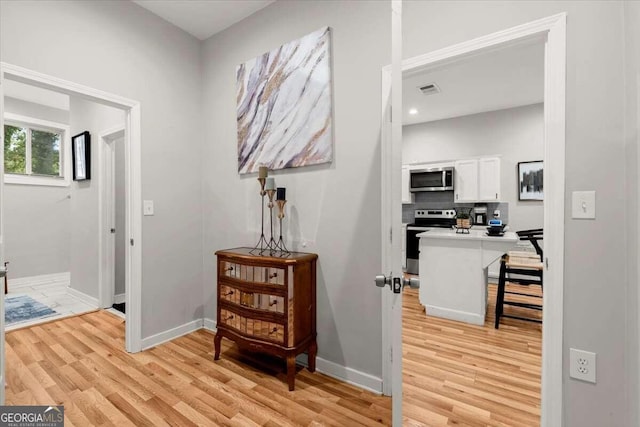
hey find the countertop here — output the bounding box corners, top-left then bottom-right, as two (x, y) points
(416, 228), (518, 242)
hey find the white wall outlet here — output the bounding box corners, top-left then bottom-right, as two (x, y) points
(143, 200), (154, 216)
(571, 191), (596, 219)
(569, 348), (596, 383)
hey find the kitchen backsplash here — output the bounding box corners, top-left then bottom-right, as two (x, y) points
(402, 192), (509, 225)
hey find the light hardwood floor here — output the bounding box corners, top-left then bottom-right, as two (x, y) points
(403, 283), (542, 427)
(6, 311), (391, 426)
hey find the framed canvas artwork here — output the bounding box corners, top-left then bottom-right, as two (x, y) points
(518, 160), (543, 201)
(236, 27), (333, 174)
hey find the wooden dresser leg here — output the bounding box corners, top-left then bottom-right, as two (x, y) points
(287, 355), (296, 391)
(308, 341), (317, 373)
(214, 333), (222, 360)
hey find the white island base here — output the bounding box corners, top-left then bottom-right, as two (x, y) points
(418, 229), (518, 325)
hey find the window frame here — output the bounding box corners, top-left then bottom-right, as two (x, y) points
(3, 112), (71, 187)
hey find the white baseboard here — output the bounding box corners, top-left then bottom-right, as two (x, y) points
(114, 293), (126, 304)
(203, 318), (217, 332)
(142, 319), (204, 350)
(425, 304), (485, 325)
(67, 286), (99, 307)
(8, 272), (70, 289)
(296, 353), (383, 395)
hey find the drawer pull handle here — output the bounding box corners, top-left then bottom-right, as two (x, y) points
(225, 314), (234, 321)
(268, 327), (278, 335)
(225, 290), (234, 296)
(226, 266), (234, 272)
(269, 272), (278, 279)
(270, 300), (278, 306)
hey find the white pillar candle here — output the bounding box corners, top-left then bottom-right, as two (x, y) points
(265, 177), (276, 190)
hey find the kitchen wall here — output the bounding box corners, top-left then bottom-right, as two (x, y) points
(1, 0), (204, 339)
(202, 1), (389, 384)
(624, 2), (640, 425)
(402, 103), (543, 232)
(68, 98), (123, 301)
(3, 97), (71, 279)
(403, 1), (630, 425)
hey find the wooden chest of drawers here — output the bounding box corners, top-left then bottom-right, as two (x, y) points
(214, 247), (318, 390)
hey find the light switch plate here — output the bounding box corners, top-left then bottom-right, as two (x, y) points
(143, 200), (154, 216)
(571, 191), (596, 219)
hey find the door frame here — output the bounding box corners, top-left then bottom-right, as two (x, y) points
(99, 126), (125, 310)
(0, 62), (143, 356)
(380, 13), (566, 426)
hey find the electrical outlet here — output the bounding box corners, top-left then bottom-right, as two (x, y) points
(570, 348), (596, 383)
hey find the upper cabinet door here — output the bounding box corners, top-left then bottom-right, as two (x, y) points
(454, 159), (478, 202)
(478, 157), (501, 201)
(401, 166), (413, 204)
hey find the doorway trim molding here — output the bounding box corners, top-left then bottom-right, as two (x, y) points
(98, 125), (125, 311)
(0, 62), (143, 354)
(380, 12), (566, 426)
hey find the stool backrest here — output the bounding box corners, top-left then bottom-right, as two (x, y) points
(516, 228), (543, 261)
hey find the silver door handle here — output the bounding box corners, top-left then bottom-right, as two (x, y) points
(375, 274), (391, 289)
(403, 277), (420, 289)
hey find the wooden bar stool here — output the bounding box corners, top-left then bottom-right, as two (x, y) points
(495, 230), (543, 329)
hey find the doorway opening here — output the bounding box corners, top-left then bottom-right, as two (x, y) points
(99, 126), (126, 319)
(380, 13), (566, 427)
(0, 63), (143, 403)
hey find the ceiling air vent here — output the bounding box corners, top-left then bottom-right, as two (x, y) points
(418, 83), (440, 95)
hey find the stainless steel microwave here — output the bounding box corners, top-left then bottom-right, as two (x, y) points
(410, 166), (454, 192)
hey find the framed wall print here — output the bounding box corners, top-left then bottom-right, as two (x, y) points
(518, 160), (543, 200)
(72, 131), (91, 181)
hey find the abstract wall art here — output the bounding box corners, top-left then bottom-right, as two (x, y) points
(518, 160), (543, 201)
(236, 27), (333, 174)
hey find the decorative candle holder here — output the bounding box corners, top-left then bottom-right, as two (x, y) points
(266, 189), (278, 254)
(275, 199), (290, 254)
(251, 177), (270, 255)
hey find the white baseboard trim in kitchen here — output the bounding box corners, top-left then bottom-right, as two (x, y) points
(141, 319), (204, 350)
(67, 287), (99, 308)
(114, 293), (126, 304)
(296, 353), (383, 395)
(203, 318), (217, 332)
(8, 272), (70, 289)
(425, 305), (484, 326)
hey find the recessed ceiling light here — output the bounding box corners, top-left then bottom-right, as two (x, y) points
(409, 108), (418, 115)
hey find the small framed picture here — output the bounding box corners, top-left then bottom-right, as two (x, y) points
(72, 131), (91, 181)
(518, 160), (543, 201)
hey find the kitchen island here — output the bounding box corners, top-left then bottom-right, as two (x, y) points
(417, 229), (518, 325)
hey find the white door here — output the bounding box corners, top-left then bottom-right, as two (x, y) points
(454, 159), (478, 202)
(0, 69), (6, 404)
(478, 157), (501, 201)
(378, 2), (403, 426)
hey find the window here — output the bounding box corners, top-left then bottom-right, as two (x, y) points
(3, 113), (70, 186)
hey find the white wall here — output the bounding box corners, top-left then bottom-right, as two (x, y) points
(624, 2), (640, 425)
(202, 0), (389, 382)
(3, 97), (71, 279)
(69, 98), (123, 300)
(403, 2), (629, 425)
(403, 103), (544, 232)
(0, 0), (204, 338)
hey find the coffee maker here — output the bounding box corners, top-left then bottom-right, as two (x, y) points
(474, 206), (488, 225)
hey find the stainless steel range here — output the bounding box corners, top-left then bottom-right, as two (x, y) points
(406, 209), (456, 275)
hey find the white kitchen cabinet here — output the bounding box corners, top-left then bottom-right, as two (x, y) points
(478, 157), (501, 201)
(454, 157), (501, 203)
(401, 166), (413, 204)
(453, 159), (478, 202)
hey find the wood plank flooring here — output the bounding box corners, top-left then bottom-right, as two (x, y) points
(6, 310), (391, 426)
(403, 283), (542, 426)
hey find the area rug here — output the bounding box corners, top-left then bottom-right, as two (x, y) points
(5, 294), (57, 326)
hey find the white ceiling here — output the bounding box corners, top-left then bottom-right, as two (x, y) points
(4, 80), (69, 111)
(133, 0), (275, 40)
(403, 41), (544, 125)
